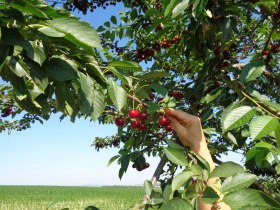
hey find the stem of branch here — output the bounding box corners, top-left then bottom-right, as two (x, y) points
(142, 155), (168, 205)
(128, 94), (143, 106)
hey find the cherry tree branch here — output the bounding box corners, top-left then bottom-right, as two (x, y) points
(142, 155), (168, 205)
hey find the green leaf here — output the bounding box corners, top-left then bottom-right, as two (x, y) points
(78, 73), (105, 121)
(139, 71), (171, 80)
(275, 125), (280, 148)
(110, 15), (117, 24)
(107, 155), (120, 167)
(86, 63), (107, 84)
(220, 173), (256, 193)
(201, 88), (223, 103)
(164, 147), (188, 166)
(150, 83), (168, 96)
(119, 154), (130, 179)
(165, 0), (179, 17)
(240, 61), (265, 84)
(46, 18), (101, 49)
(27, 41), (46, 66)
(217, 17), (232, 41)
(109, 61), (142, 72)
(171, 171), (194, 192)
(223, 189), (280, 209)
(249, 115), (279, 140)
(192, 0), (208, 20)
(108, 67), (132, 87)
(222, 106), (256, 132)
(221, 101), (241, 124)
(202, 186), (220, 204)
(144, 180), (154, 196)
(147, 101), (160, 114)
(11, 0), (48, 18)
(160, 198), (193, 210)
(108, 80), (127, 111)
(166, 139), (185, 150)
(210, 162), (245, 178)
(38, 26), (65, 37)
(44, 56), (78, 81)
(163, 185), (173, 201)
(172, 0), (190, 19)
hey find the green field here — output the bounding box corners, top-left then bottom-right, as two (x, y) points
(0, 185), (144, 210)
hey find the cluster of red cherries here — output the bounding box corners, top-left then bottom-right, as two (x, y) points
(1, 107), (13, 118)
(261, 43), (279, 64)
(114, 109), (173, 132)
(160, 35), (181, 48)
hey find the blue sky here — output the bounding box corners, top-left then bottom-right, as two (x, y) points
(0, 2), (242, 186)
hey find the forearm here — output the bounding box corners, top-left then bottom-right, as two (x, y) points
(191, 140), (231, 210)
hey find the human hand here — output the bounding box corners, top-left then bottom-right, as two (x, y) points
(164, 108), (207, 152)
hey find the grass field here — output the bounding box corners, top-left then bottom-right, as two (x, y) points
(0, 185), (144, 210)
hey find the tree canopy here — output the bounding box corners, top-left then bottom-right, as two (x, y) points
(0, 0), (280, 209)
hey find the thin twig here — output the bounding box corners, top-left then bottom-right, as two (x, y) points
(128, 94), (143, 106)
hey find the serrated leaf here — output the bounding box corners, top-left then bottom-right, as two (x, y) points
(210, 162), (245, 178)
(172, 0), (190, 19)
(144, 180), (154, 196)
(160, 198), (193, 210)
(78, 73), (105, 120)
(38, 26), (65, 37)
(221, 101), (241, 124)
(171, 171), (194, 192)
(240, 61), (265, 83)
(249, 115), (279, 140)
(165, 0), (179, 17)
(223, 189), (280, 209)
(139, 71), (171, 80)
(108, 80), (127, 111)
(164, 147), (188, 166)
(222, 106), (256, 132)
(220, 173), (256, 193)
(107, 155), (120, 167)
(110, 15), (117, 24)
(166, 139), (185, 150)
(150, 83), (168, 96)
(202, 186), (220, 204)
(163, 185), (173, 201)
(147, 101), (160, 114)
(46, 18), (101, 49)
(11, 0), (48, 18)
(108, 67), (132, 87)
(45, 56), (78, 81)
(109, 61), (141, 71)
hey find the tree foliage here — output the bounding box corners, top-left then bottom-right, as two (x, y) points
(1, 0), (280, 209)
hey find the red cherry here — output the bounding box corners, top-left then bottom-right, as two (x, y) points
(159, 117), (171, 126)
(128, 109), (139, 118)
(174, 35), (181, 41)
(262, 50), (269, 56)
(114, 117), (125, 126)
(131, 120), (140, 129)
(148, 93), (155, 100)
(138, 122), (147, 131)
(165, 125), (173, 132)
(138, 112), (148, 121)
(171, 38), (176, 44)
(162, 38), (167, 42)
(166, 43), (171, 48)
